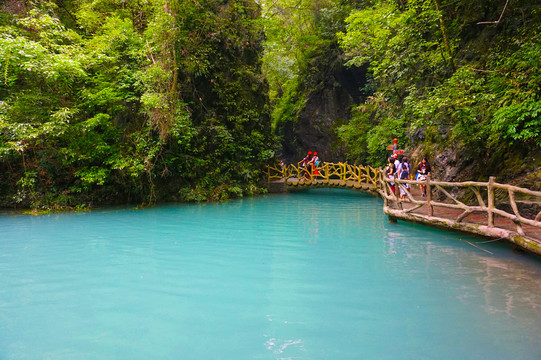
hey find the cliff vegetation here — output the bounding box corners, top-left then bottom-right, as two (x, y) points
(1, 0), (540, 210)
(0, 0), (273, 210)
(264, 0), (541, 186)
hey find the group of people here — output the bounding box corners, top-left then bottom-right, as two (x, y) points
(298, 151), (320, 178)
(285, 151), (431, 195)
(386, 154), (431, 198)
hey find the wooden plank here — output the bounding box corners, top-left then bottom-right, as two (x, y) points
(427, 175), (433, 217)
(491, 206), (541, 229)
(472, 187), (486, 208)
(434, 184), (468, 208)
(493, 182), (541, 197)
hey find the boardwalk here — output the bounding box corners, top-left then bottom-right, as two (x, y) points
(266, 162), (541, 256)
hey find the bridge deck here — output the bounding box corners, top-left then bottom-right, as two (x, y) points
(283, 178), (377, 191)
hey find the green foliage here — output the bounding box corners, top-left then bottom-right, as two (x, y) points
(366, 117), (405, 166)
(5, 0), (538, 209)
(339, 103), (406, 166)
(487, 33), (541, 147)
(261, 0), (356, 161)
(338, 0), (541, 172)
(271, 78), (307, 128)
(339, 1), (449, 103)
(491, 99), (541, 146)
(261, 0), (351, 108)
(0, 0), (273, 210)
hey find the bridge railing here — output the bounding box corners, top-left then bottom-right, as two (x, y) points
(381, 172), (541, 240)
(266, 163), (286, 182)
(266, 162), (380, 188)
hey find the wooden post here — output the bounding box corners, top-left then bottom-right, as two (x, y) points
(395, 178), (402, 210)
(381, 169), (388, 208)
(325, 163), (329, 182)
(363, 166), (368, 186)
(487, 176), (495, 227)
(427, 174), (433, 217)
(508, 189), (526, 236)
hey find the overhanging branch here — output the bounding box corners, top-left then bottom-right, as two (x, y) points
(477, 0), (510, 25)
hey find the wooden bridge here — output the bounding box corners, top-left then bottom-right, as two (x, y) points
(266, 162), (541, 256)
(266, 162), (380, 193)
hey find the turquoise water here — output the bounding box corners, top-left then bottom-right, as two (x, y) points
(1, 189), (541, 359)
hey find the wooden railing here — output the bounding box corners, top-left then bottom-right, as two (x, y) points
(267, 162), (541, 255)
(266, 162), (380, 189)
(381, 172), (541, 253)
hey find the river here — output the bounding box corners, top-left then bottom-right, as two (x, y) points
(1, 189), (540, 359)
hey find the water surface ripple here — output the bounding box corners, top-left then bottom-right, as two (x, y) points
(1, 189), (540, 359)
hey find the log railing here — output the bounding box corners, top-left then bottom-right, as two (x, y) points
(267, 162), (541, 254)
(266, 162), (380, 188)
(267, 163), (541, 255)
(381, 171), (541, 251)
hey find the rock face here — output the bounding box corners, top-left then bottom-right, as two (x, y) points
(415, 143), (541, 186)
(0, 0), (28, 15)
(432, 147), (478, 182)
(278, 64), (367, 165)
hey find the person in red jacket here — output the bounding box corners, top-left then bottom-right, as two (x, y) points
(310, 152), (320, 176)
(298, 151), (312, 179)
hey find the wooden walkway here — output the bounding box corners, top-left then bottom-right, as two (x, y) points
(267, 162), (379, 191)
(266, 162), (541, 256)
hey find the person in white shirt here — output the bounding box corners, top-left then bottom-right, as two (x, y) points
(393, 154), (401, 177)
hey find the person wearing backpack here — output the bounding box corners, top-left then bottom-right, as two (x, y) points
(298, 151), (312, 180)
(310, 152), (320, 176)
(399, 163), (410, 199)
(386, 157), (396, 196)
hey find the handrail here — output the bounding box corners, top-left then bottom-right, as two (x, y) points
(267, 162), (541, 234)
(266, 161), (541, 254)
(265, 161), (380, 189)
(380, 172), (541, 235)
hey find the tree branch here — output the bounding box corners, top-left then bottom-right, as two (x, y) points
(477, 0), (510, 25)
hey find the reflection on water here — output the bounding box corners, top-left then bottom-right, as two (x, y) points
(475, 256), (541, 318)
(383, 221), (541, 333)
